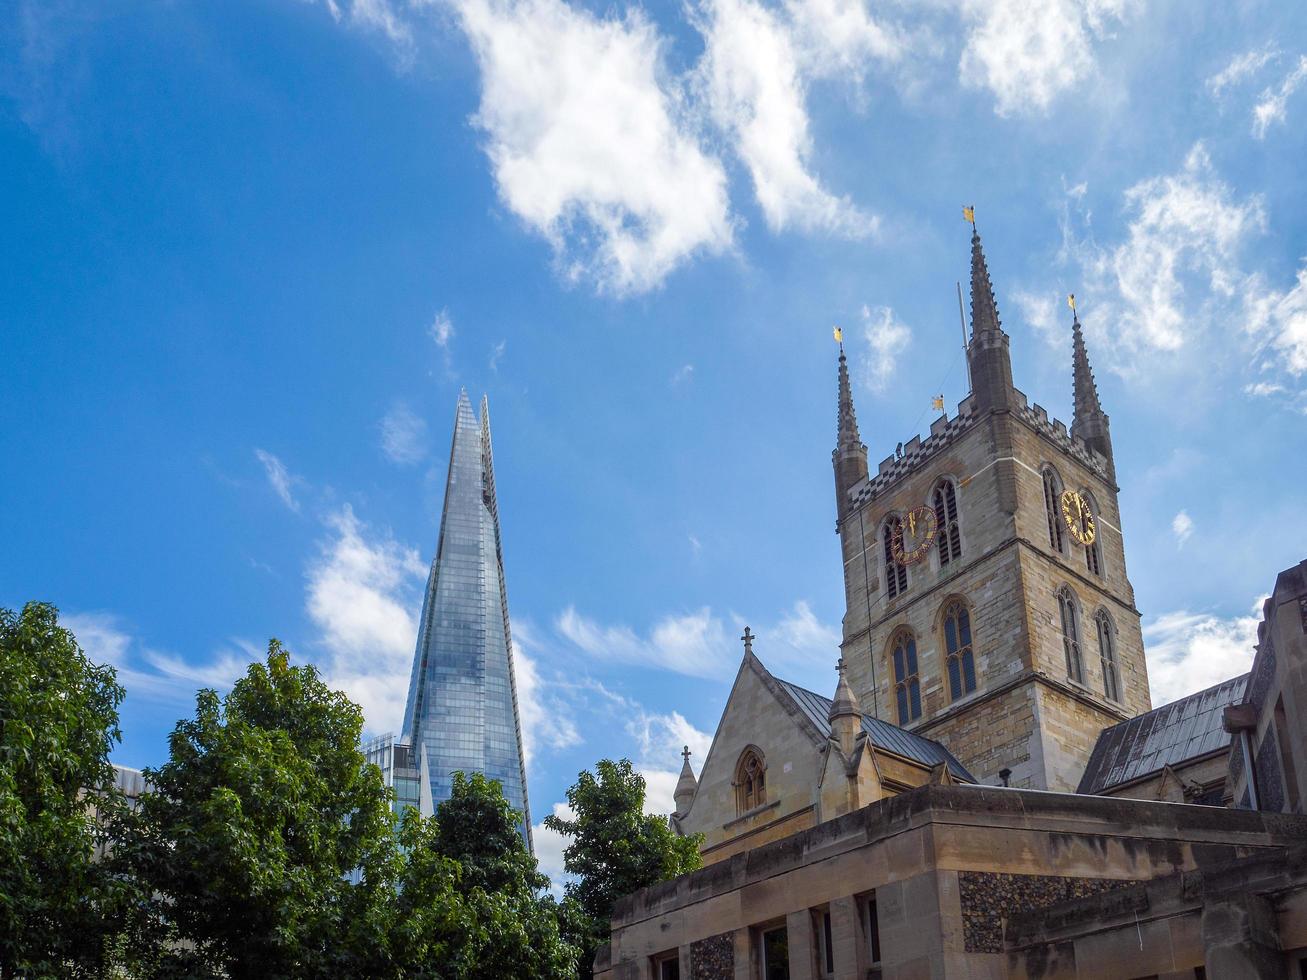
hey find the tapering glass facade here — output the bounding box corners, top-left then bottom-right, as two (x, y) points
(401, 392), (531, 846)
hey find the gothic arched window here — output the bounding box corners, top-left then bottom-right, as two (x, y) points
(890, 631), (921, 725)
(943, 600), (976, 701)
(1043, 467), (1066, 555)
(933, 479), (962, 566)
(1057, 587), (1084, 684)
(882, 518), (908, 599)
(1082, 492), (1104, 577)
(1096, 610), (1120, 702)
(735, 747), (766, 814)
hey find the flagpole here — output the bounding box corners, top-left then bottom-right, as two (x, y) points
(957, 280), (971, 389)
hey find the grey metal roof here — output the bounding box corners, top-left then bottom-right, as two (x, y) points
(774, 678), (976, 782)
(1077, 674), (1249, 795)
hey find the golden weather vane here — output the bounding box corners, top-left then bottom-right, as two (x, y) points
(962, 204), (976, 228)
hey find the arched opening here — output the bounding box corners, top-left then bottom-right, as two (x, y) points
(734, 747), (767, 814)
(943, 600), (976, 701)
(882, 517), (908, 599)
(890, 630), (921, 724)
(1042, 467), (1066, 555)
(1057, 587), (1084, 684)
(1095, 609), (1120, 701)
(1082, 491), (1104, 577)
(933, 479), (962, 566)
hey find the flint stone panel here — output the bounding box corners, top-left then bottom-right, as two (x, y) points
(958, 871), (1132, 953)
(690, 931), (734, 980)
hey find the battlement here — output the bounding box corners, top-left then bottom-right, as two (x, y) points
(1012, 388), (1109, 478)
(842, 386), (1109, 513)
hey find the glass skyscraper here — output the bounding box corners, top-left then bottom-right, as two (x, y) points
(400, 391), (532, 847)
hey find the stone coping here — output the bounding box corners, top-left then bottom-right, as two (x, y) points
(610, 785), (1307, 928)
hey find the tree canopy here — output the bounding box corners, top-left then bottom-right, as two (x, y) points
(0, 602), (127, 979)
(545, 759), (703, 979)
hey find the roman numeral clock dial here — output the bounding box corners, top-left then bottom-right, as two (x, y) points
(1060, 489), (1097, 545)
(891, 506), (939, 566)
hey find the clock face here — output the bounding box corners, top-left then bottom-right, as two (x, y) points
(1060, 489), (1097, 546)
(892, 506), (938, 565)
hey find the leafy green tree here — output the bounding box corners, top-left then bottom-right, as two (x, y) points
(0, 602), (127, 979)
(545, 759), (702, 978)
(419, 771), (578, 979)
(120, 641), (395, 979)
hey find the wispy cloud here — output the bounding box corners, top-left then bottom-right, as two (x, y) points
(64, 611), (250, 707)
(511, 620), (582, 764)
(380, 403), (429, 465)
(254, 448), (301, 512)
(1143, 598), (1263, 706)
(1206, 44), (1278, 99)
(556, 605), (733, 678)
(489, 339), (506, 372)
(1252, 54), (1307, 138)
(1171, 510), (1194, 548)
(671, 363), (695, 386)
(859, 304), (910, 393)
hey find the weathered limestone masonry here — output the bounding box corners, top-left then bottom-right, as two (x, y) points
(594, 785), (1307, 980)
(833, 228), (1147, 792)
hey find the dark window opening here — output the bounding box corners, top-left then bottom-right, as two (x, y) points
(761, 926), (790, 980)
(891, 633), (921, 724)
(933, 480), (962, 566)
(944, 601), (977, 701)
(883, 520), (908, 598)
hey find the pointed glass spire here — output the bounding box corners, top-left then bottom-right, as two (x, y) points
(401, 390), (532, 847)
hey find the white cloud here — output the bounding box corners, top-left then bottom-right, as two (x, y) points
(688, 533), (702, 556)
(1243, 381), (1286, 398)
(1206, 44), (1278, 99)
(1143, 599), (1263, 706)
(1076, 143), (1266, 360)
(555, 605), (733, 678)
(512, 621), (582, 764)
(1014, 289), (1063, 344)
(380, 403), (429, 465)
(671, 363), (695, 386)
(530, 800), (575, 895)
(429, 309), (455, 349)
(696, 0), (874, 237)
(627, 707), (712, 814)
(764, 599), (841, 669)
(1171, 510), (1194, 548)
(454, 0), (734, 294)
(958, 0), (1137, 116)
(254, 448), (300, 512)
(64, 612), (249, 706)
(489, 339), (506, 372)
(783, 0), (902, 83)
(859, 303), (910, 393)
(305, 505), (427, 732)
(1245, 263), (1307, 377)
(1252, 55), (1307, 139)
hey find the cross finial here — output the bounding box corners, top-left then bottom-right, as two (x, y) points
(741, 626), (754, 655)
(836, 657), (847, 678)
(682, 745), (691, 763)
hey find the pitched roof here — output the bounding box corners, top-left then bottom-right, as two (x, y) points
(1077, 674), (1249, 795)
(774, 677), (975, 782)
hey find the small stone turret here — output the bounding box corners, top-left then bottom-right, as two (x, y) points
(966, 225), (1015, 413)
(673, 746), (697, 818)
(1070, 304), (1116, 484)
(829, 658), (861, 760)
(832, 342), (869, 522)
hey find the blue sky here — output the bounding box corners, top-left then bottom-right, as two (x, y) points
(3, 0), (1306, 883)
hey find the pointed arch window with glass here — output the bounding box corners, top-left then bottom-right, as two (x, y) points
(944, 601), (976, 700)
(1057, 588), (1084, 684)
(735, 748), (766, 815)
(933, 479), (962, 566)
(883, 519), (908, 598)
(891, 632), (921, 724)
(1096, 610), (1119, 701)
(1043, 469), (1066, 554)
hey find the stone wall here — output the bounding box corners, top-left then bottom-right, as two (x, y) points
(957, 871), (1131, 952)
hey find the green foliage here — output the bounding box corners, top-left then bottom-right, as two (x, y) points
(545, 759), (702, 978)
(119, 640), (395, 979)
(0, 602), (127, 979)
(393, 778), (578, 980)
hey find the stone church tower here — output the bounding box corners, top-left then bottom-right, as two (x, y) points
(833, 226), (1151, 791)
